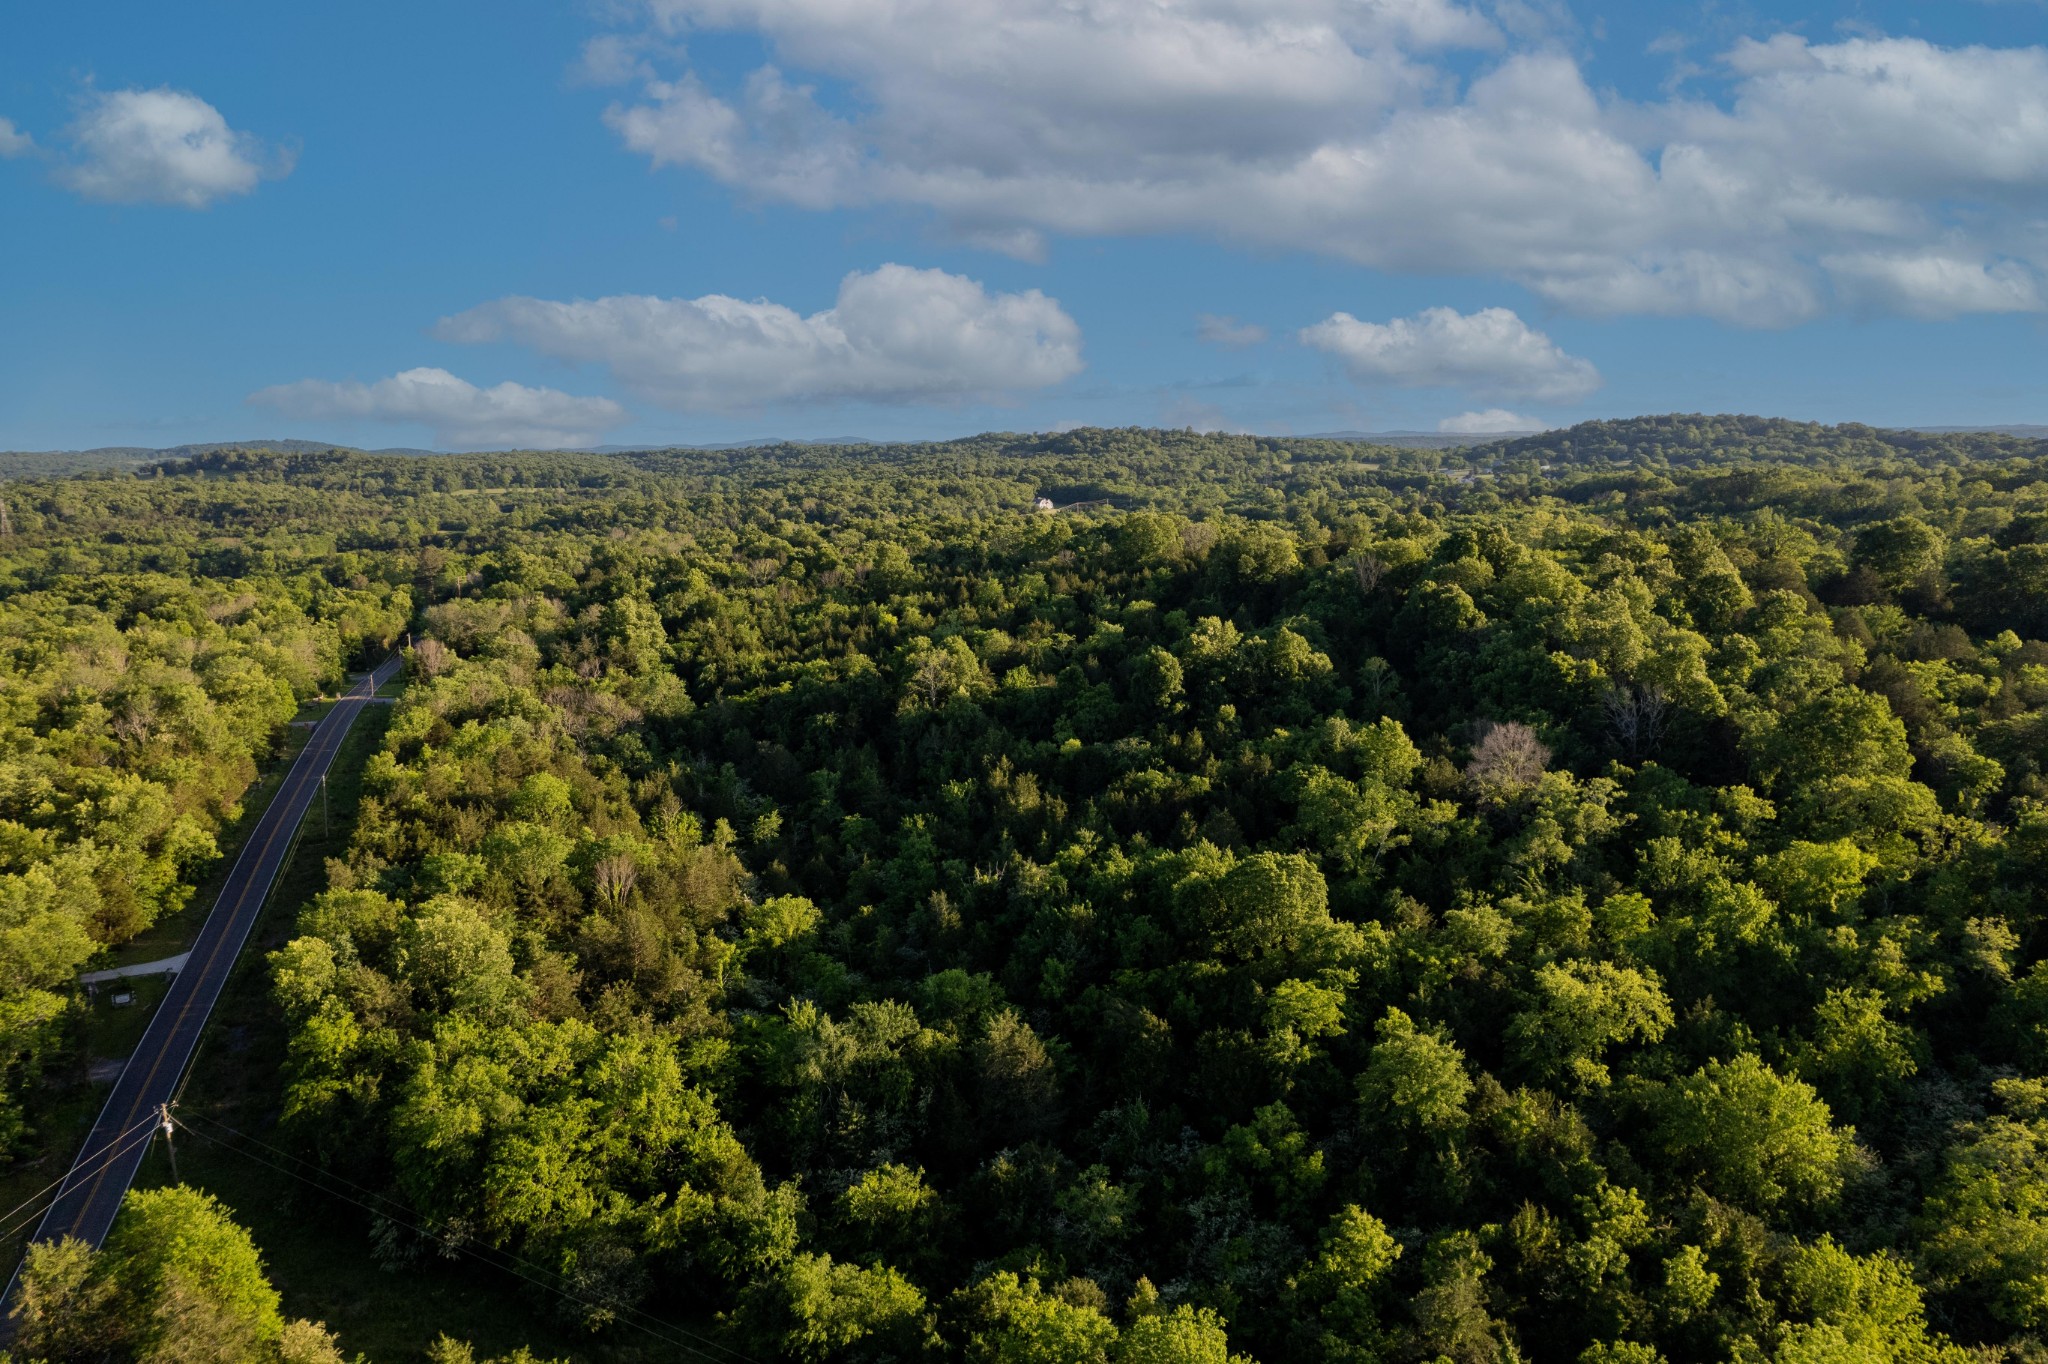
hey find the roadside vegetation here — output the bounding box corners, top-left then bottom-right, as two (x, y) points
(7, 417), (2048, 1362)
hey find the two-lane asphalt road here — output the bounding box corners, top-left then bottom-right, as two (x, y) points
(20, 656), (402, 1256)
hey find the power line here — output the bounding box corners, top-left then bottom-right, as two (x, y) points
(9, 655), (401, 1282)
(0, 1123), (159, 1245)
(0, 1119), (164, 1247)
(168, 1111), (762, 1364)
(170, 1113), (747, 1364)
(0, 1113), (161, 1236)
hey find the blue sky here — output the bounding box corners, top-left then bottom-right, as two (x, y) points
(2, 0), (2045, 451)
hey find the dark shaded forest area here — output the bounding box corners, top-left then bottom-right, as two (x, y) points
(6, 416), (2048, 1364)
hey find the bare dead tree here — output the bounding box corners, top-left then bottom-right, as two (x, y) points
(109, 699), (155, 748)
(912, 651), (954, 709)
(1602, 682), (1670, 762)
(412, 637), (454, 679)
(1358, 656), (1399, 714)
(1466, 720), (1551, 800)
(1351, 552), (1386, 596)
(593, 854), (639, 908)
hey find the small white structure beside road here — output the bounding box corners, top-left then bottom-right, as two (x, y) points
(80, 952), (190, 995)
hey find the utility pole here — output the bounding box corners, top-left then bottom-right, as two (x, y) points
(159, 1104), (178, 1184)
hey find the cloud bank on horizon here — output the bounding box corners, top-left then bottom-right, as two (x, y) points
(1301, 307), (1602, 403)
(250, 369), (627, 450)
(592, 0), (2048, 327)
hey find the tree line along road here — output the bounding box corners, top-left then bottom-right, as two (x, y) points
(9, 656), (402, 1277)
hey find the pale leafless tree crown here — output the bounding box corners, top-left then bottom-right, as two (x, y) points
(913, 654), (948, 708)
(1466, 720), (1551, 794)
(593, 854), (638, 908)
(413, 637), (454, 679)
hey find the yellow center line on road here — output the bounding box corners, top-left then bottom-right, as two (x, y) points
(42, 667), (387, 1239)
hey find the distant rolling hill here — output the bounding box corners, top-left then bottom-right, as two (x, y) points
(3, 419), (2042, 477)
(1911, 425), (2048, 438)
(0, 439), (434, 477)
(1301, 428), (1545, 448)
(0, 437), (879, 475)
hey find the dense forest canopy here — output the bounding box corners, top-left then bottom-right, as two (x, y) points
(0, 491), (407, 1154)
(7, 415), (2048, 1364)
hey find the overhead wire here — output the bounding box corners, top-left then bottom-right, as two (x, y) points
(171, 1112), (745, 1364)
(0, 1117), (165, 1246)
(0, 1111), (162, 1236)
(168, 1109), (763, 1364)
(4, 657), (410, 1321)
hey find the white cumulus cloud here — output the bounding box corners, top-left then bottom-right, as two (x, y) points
(248, 369), (628, 450)
(1820, 251), (2042, 318)
(60, 87), (289, 208)
(436, 264), (1084, 410)
(1300, 306), (1600, 402)
(0, 118), (33, 158)
(591, 3), (2048, 322)
(1439, 408), (1538, 434)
